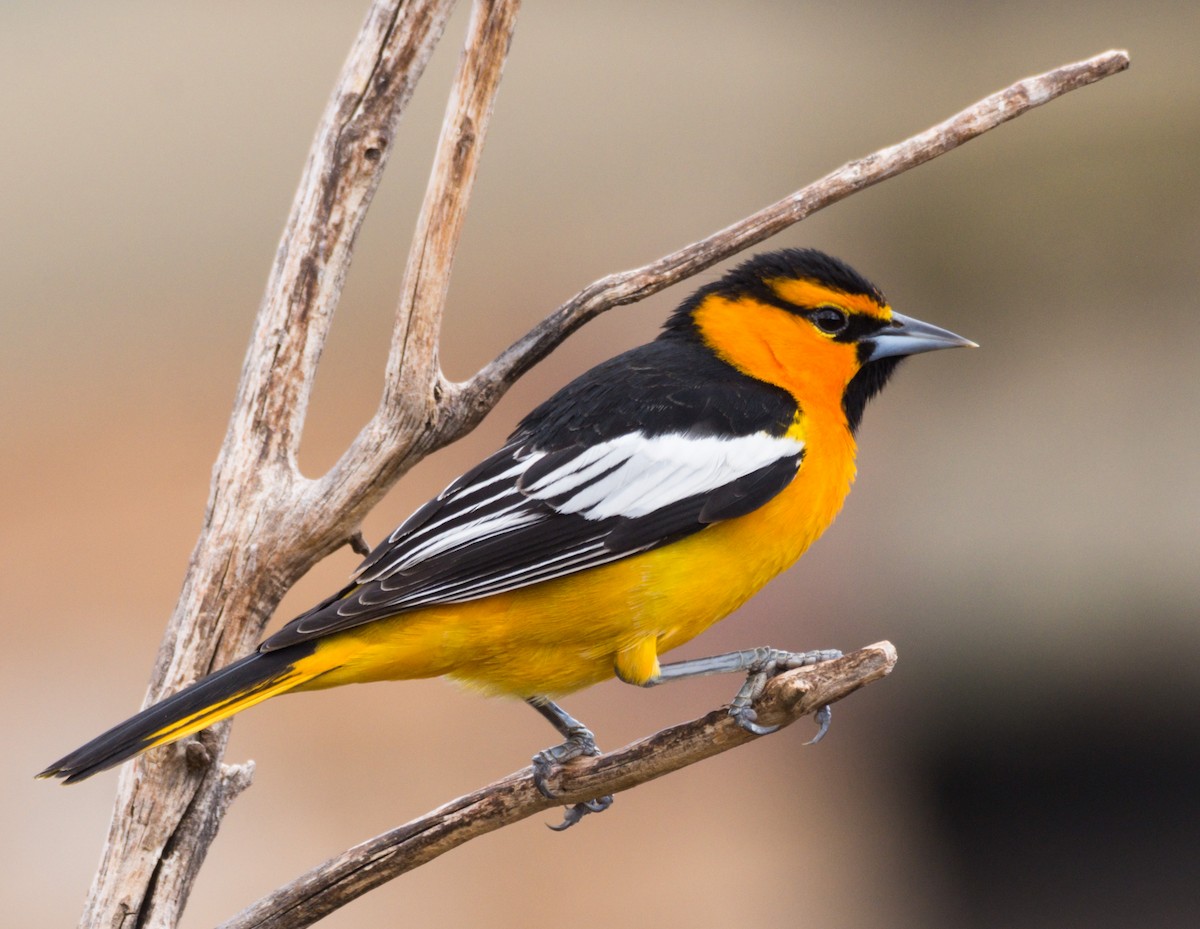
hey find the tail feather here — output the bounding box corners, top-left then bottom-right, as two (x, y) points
(39, 643), (318, 784)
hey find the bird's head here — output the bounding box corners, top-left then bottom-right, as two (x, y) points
(661, 248), (975, 433)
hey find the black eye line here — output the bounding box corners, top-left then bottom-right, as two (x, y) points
(820, 309), (890, 344)
(748, 285), (886, 343)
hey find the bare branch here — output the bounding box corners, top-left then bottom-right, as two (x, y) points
(310, 0), (521, 521)
(228, 0), (459, 471)
(219, 643), (897, 929)
(447, 49), (1130, 427)
(384, 0), (521, 410)
(76, 4), (458, 927)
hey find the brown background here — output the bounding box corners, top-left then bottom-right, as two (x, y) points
(5, 2), (1198, 927)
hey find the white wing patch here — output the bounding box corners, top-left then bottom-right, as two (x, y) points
(355, 430), (803, 588)
(360, 464), (543, 583)
(523, 431), (805, 519)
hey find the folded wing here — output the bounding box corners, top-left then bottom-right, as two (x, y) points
(260, 429), (803, 652)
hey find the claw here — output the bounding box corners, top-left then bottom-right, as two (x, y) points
(730, 704), (781, 736)
(527, 712), (612, 829)
(547, 794), (614, 831)
(804, 704), (833, 745)
(531, 753), (559, 800)
(530, 726), (600, 799)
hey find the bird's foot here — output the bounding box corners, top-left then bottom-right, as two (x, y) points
(531, 725), (613, 831)
(531, 722), (600, 795)
(547, 793), (614, 832)
(727, 647), (842, 740)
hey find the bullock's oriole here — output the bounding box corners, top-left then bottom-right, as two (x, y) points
(41, 249), (973, 826)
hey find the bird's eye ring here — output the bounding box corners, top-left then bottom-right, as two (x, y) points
(811, 307), (849, 335)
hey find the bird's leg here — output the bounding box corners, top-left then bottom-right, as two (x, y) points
(527, 698), (614, 831)
(644, 647), (841, 739)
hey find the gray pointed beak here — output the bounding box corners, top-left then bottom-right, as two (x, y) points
(868, 311), (977, 359)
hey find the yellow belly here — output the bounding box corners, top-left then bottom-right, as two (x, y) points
(299, 418), (856, 699)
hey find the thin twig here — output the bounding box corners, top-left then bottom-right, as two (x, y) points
(447, 49), (1130, 426)
(383, 0), (522, 411)
(218, 643), (897, 929)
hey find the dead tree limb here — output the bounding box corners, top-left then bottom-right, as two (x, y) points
(65, 0), (1128, 921)
(75, 3), (463, 927)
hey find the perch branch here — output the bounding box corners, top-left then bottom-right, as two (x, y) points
(218, 643), (897, 929)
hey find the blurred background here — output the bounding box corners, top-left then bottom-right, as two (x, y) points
(4, 2), (1198, 927)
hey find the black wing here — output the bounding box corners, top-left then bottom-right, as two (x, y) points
(261, 339), (802, 652)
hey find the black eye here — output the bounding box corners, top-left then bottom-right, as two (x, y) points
(811, 307), (848, 335)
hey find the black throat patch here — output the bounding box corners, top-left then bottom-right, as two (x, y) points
(843, 356), (903, 435)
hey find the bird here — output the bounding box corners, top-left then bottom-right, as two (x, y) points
(40, 248), (973, 827)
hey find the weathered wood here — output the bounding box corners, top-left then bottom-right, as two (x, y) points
(304, 0), (523, 526)
(77, 3), (459, 927)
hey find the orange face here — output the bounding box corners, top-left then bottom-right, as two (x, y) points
(690, 277), (891, 412)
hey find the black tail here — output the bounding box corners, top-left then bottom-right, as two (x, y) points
(39, 644), (315, 784)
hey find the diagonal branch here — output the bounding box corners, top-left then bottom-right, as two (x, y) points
(218, 643), (897, 929)
(304, 50), (1130, 563)
(444, 48), (1130, 429)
